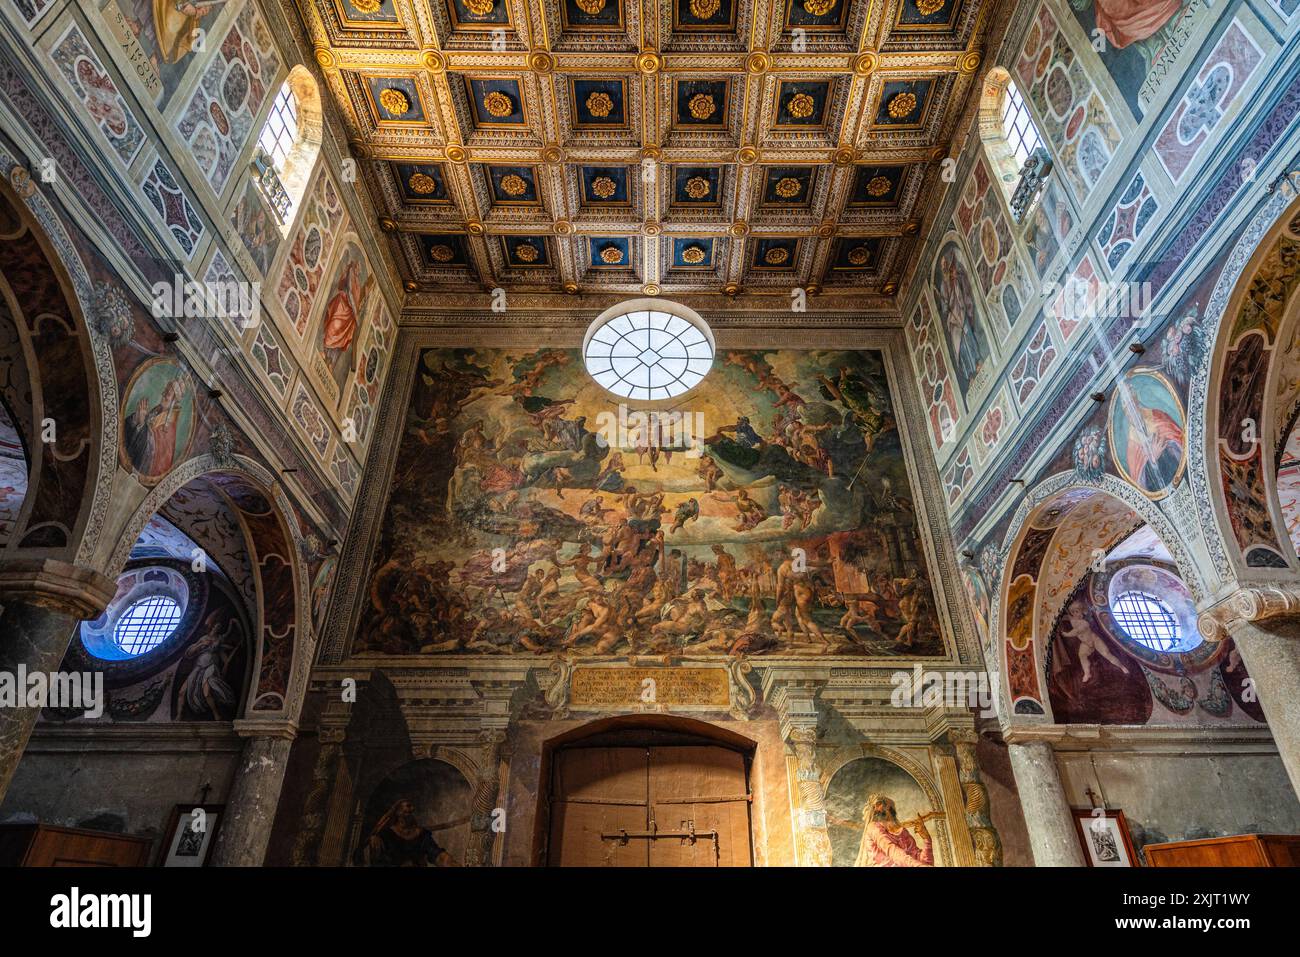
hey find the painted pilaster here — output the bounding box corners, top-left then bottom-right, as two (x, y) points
(951, 729), (1003, 866)
(764, 670), (831, 866)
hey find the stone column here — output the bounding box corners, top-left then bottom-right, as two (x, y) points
(1006, 739), (1084, 866)
(210, 722), (296, 866)
(1200, 586), (1300, 799)
(951, 730), (1003, 866)
(0, 559), (116, 804)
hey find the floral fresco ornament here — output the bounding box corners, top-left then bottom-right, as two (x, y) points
(378, 87), (410, 116)
(585, 91), (615, 118)
(1159, 305), (1205, 386)
(93, 280), (135, 348)
(688, 93), (716, 120)
(591, 175), (617, 199)
(787, 92), (815, 119)
(1073, 425), (1107, 482)
(209, 422), (236, 469)
(887, 91), (917, 119)
(483, 90), (514, 117)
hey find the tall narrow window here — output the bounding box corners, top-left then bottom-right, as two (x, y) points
(258, 81), (300, 173)
(1000, 80), (1044, 172)
(252, 68), (323, 233)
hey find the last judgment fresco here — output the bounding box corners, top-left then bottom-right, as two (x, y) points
(353, 348), (944, 658)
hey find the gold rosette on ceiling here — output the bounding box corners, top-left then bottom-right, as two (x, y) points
(515, 243), (540, 262)
(591, 176), (617, 199)
(765, 247), (790, 265)
(586, 91), (614, 117)
(688, 93), (716, 120)
(483, 91), (514, 117)
(685, 176), (711, 199)
(408, 172), (437, 195)
(681, 245), (707, 264)
(867, 175), (893, 196)
(787, 92), (815, 119)
(378, 88), (410, 116)
(599, 244), (624, 264)
(500, 173), (529, 196)
(888, 92), (917, 119)
(775, 177), (802, 199)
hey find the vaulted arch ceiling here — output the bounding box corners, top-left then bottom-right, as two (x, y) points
(295, 0), (995, 311)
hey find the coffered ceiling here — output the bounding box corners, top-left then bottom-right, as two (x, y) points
(297, 0), (993, 310)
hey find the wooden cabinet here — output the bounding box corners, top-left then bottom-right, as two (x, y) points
(0, 823), (152, 867)
(1144, 834), (1300, 867)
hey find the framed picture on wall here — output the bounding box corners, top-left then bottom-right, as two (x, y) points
(157, 804), (224, 867)
(1072, 808), (1139, 867)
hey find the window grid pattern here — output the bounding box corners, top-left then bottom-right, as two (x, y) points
(258, 82), (299, 172)
(585, 310), (713, 400)
(1110, 590), (1179, 652)
(113, 595), (183, 657)
(1001, 81), (1045, 170)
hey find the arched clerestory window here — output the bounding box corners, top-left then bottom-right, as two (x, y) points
(978, 67), (1052, 223)
(253, 66), (322, 234)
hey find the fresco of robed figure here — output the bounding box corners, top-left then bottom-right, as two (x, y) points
(354, 348), (945, 659)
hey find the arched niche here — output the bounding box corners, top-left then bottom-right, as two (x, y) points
(1192, 184), (1300, 578)
(352, 758), (474, 866)
(821, 749), (950, 867)
(108, 454), (310, 722)
(0, 166), (116, 563)
(991, 474), (1203, 722)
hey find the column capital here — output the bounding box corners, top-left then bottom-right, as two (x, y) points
(0, 558), (116, 619)
(1198, 585), (1300, 642)
(232, 718), (299, 741)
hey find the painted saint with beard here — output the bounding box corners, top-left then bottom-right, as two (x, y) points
(855, 794), (936, 867)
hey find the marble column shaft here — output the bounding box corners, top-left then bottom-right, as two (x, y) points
(211, 732), (294, 866)
(1007, 740), (1084, 867)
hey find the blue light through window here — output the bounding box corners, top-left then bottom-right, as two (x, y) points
(113, 595), (182, 657)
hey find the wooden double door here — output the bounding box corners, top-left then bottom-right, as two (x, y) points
(546, 744), (753, 866)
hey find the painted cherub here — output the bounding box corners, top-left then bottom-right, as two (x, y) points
(1057, 598), (1129, 684)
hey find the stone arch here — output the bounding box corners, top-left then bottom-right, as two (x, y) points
(107, 454), (312, 723)
(1191, 179), (1300, 581)
(990, 472), (1204, 722)
(0, 159), (118, 565)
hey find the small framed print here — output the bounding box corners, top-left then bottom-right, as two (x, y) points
(1073, 808), (1139, 867)
(158, 804), (224, 867)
